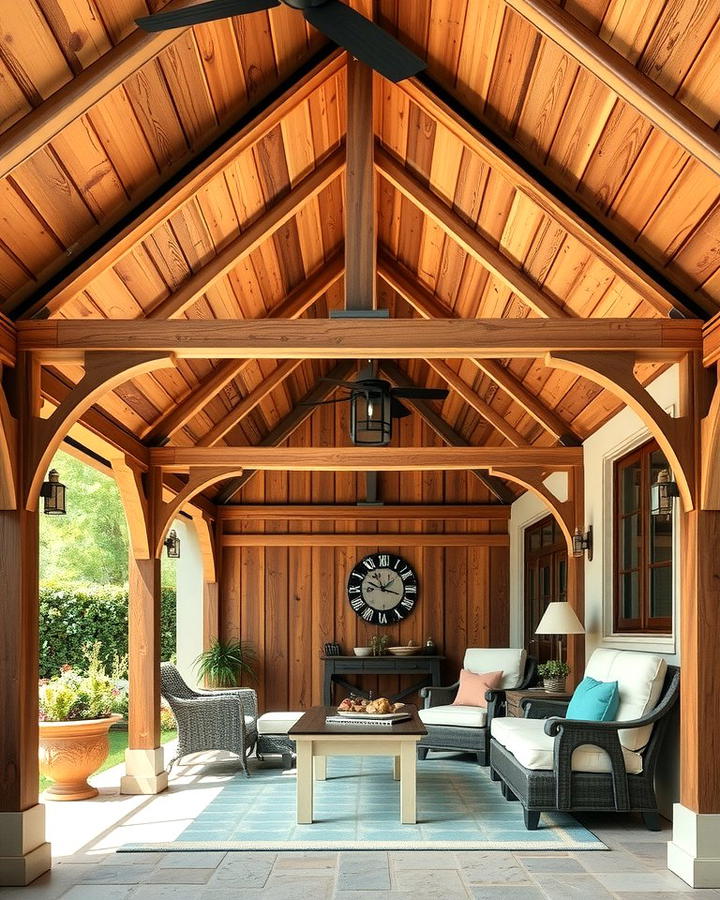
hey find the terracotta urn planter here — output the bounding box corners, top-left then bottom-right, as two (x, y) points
(39, 714), (122, 801)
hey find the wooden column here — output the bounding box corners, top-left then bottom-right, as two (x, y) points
(668, 354), (720, 888)
(0, 354), (51, 885)
(566, 465), (585, 688)
(120, 468), (167, 795)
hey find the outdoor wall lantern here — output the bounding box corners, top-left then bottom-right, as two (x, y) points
(651, 468), (679, 518)
(350, 386), (392, 446)
(571, 525), (593, 560)
(40, 469), (66, 516)
(164, 528), (181, 559)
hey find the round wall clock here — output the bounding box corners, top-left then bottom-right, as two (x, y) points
(347, 552), (418, 626)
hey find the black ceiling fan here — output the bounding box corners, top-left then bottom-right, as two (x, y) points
(136, 0), (426, 83)
(302, 369), (449, 446)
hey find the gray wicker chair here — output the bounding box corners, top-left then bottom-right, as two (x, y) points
(489, 660), (679, 831)
(160, 662), (258, 777)
(417, 649), (537, 766)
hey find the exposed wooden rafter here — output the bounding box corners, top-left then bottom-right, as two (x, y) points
(217, 504), (510, 520)
(403, 76), (702, 319)
(222, 533), (509, 548)
(380, 360), (515, 503)
(19, 318), (702, 359)
(151, 445), (583, 472)
(217, 360), (356, 504)
(12, 48), (345, 320)
(375, 145), (569, 319)
(378, 256), (580, 444)
(142, 252), (343, 444)
(504, 0), (720, 181)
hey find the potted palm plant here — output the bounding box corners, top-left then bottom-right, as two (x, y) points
(194, 638), (258, 688)
(537, 659), (571, 692)
(38, 643), (123, 801)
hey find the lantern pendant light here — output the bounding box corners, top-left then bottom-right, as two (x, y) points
(40, 469), (66, 516)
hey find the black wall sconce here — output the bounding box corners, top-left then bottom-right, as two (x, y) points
(651, 469), (679, 517)
(164, 528), (181, 558)
(40, 469), (66, 516)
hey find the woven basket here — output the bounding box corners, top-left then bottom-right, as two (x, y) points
(542, 676), (567, 693)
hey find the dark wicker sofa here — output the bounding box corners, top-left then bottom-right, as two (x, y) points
(489, 652), (679, 831)
(417, 649), (537, 766)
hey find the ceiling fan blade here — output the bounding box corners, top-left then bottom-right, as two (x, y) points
(299, 396), (353, 407)
(319, 377), (362, 390)
(136, 0), (278, 32)
(390, 398), (412, 419)
(391, 387), (449, 400)
(303, 1), (426, 83)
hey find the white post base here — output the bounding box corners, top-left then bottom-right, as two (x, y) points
(120, 747), (168, 795)
(667, 803), (720, 888)
(0, 805), (52, 886)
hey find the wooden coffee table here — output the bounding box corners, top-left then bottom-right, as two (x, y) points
(288, 706), (427, 825)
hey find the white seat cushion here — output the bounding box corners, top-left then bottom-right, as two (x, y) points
(419, 705), (487, 728)
(257, 712), (304, 735)
(463, 648), (527, 689)
(584, 649), (666, 752)
(491, 716), (643, 775)
(245, 716), (257, 730)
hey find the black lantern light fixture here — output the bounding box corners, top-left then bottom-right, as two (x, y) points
(40, 469), (66, 516)
(164, 528), (181, 559)
(651, 468), (679, 518)
(571, 525), (593, 560)
(350, 380), (392, 446)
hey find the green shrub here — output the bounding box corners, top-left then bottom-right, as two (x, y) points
(39, 581), (176, 679)
(39, 643), (116, 722)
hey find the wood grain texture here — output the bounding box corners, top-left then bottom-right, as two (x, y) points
(218, 505), (510, 520)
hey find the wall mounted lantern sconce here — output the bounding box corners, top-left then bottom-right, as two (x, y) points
(40, 469), (66, 516)
(164, 528), (181, 559)
(571, 525), (593, 561)
(651, 469), (679, 518)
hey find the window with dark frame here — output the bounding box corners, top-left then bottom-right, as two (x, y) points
(613, 439), (673, 635)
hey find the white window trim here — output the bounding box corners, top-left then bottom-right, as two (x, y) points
(599, 411), (679, 656)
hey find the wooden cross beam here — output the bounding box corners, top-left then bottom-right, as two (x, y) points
(19, 318), (701, 359)
(150, 445), (584, 472)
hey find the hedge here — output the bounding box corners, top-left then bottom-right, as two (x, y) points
(39, 582), (176, 679)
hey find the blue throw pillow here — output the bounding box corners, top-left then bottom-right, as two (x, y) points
(566, 676), (620, 722)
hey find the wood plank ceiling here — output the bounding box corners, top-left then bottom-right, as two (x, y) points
(2, 0), (719, 502)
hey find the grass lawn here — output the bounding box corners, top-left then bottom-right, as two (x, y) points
(40, 729), (177, 793)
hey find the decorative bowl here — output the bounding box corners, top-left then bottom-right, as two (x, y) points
(353, 647), (372, 657)
(388, 646), (421, 656)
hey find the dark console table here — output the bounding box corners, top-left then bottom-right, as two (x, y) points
(321, 655), (444, 705)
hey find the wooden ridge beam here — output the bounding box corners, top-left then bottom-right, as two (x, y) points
(402, 76), (700, 319)
(425, 358), (530, 447)
(380, 360), (514, 503)
(146, 146), (345, 320)
(19, 318), (702, 359)
(151, 445), (583, 472)
(12, 48), (344, 320)
(216, 360), (356, 503)
(375, 145), (569, 319)
(142, 252), (343, 444)
(703, 313), (720, 367)
(198, 359), (303, 447)
(217, 504), (510, 519)
(222, 533), (509, 548)
(378, 257), (579, 444)
(0, 314), (16, 368)
(505, 0), (720, 181)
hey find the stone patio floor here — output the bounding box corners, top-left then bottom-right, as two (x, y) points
(0, 745), (712, 899)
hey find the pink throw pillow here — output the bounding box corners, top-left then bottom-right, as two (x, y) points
(452, 669), (503, 708)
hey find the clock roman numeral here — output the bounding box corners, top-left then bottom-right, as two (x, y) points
(399, 568), (412, 581)
(350, 597), (365, 612)
(348, 584), (361, 595)
(378, 612), (388, 625)
(401, 598), (414, 610)
(405, 584), (417, 594)
(361, 607), (374, 621)
(363, 558), (377, 571)
(378, 554), (390, 567)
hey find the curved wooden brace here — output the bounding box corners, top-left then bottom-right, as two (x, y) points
(154, 465), (243, 558)
(0, 383), (17, 509)
(701, 373), (720, 509)
(490, 465), (576, 554)
(110, 455), (151, 559)
(26, 350), (174, 510)
(192, 513), (218, 584)
(547, 351), (694, 511)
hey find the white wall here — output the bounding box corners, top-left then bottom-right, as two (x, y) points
(509, 364), (681, 666)
(174, 518), (205, 689)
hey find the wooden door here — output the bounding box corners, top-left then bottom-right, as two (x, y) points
(524, 516), (567, 663)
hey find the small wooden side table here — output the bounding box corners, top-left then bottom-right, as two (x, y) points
(505, 688), (573, 717)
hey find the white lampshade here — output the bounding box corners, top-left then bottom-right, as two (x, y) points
(535, 601), (585, 636)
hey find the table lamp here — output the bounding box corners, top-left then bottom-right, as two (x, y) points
(535, 601), (585, 662)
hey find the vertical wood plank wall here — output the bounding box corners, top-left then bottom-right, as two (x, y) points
(218, 413), (510, 711)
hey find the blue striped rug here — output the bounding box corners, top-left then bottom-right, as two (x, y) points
(121, 754), (606, 851)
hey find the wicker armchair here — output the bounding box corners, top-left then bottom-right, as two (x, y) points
(160, 662), (258, 777)
(417, 649), (537, 765)
(489, 651), (679, 831)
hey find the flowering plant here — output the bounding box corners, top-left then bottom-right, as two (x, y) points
(39, 642), (123, 722)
